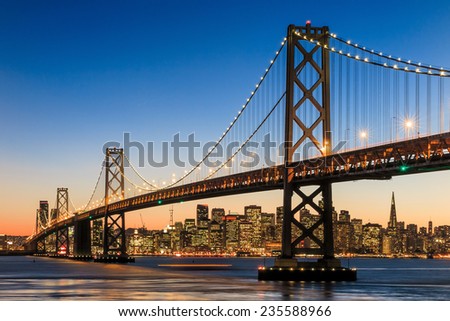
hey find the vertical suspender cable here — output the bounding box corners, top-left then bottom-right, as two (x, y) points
(427, 76), (431, 134)
(439, 76), (444, 133)
(416, 73), (420, 137)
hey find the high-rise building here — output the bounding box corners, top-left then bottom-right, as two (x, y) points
(384, 192), (403, 253)
(181, 230), (194, 251)
(184, 218), (196, 231)
(382, 234), (396, 255)
(174, 221), (183, 232)
(335, 221), (351, 253)
(419, 227), (427, 235)
(406, 224), (418, 253)
(428, 221), (433, 235)
(407, 224), (418, 235)
(92, 219), (103, 254)
(193, 226), (209, 250)
(350, 218), (363, 252)
(245, 205), (262, 248)
(261, 213), (276, 243)
(209, 221), (223, 251)
(362, 223), (382, 254)
(238, 221), (253, 251)
(196, 204), (209, 227)
(275, 206), (284, 242)
(388, 192), (397, 230)
(338, 210), (350, 223)
(276, 206), (284, 225)
(223, 214), (240, 251)
(211, 208), (225, 224)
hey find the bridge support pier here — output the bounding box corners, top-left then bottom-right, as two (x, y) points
(36, 239), (46, 253)
(73, 219), (92, 259)
(259, 181), (356, 281)
(55, 227), (69, 257)
(95, 211), (134, 263)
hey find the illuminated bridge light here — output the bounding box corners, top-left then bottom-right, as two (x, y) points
(400, 165), (409, 172)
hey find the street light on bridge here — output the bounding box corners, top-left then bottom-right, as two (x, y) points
(359, 131), (368, 148)
(404, 119), (414, 138)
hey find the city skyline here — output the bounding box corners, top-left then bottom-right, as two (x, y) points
(2, 0), (450, 235)
(2, 190), (445, 238)
(9, 192), (446, 256)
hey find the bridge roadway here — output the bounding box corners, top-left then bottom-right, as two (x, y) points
(29, 132), (450, 244)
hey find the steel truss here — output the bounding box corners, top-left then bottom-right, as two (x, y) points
(56, 188), (69, 221)
(56, 227), (69, 255)
(103, 148), (127, 256)
(282, 23), (334, 259)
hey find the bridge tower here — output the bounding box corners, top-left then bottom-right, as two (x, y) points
(55, 188), (70, 256)
(259, 22), (356, 281)
(99, 147), (130, 262)
(35, 209), (46, 253)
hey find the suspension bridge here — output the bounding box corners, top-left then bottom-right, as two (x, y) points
(25, 22), (450, 281)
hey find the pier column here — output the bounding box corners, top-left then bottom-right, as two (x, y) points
(74, 219), (91, 256)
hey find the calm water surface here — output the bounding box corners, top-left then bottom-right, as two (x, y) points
(0, 256), (449, 300)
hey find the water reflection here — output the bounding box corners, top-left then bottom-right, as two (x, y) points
(0, 256), (449, 300)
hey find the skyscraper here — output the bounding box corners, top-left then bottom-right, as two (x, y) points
(244, 205), (262, 248)
(211, 208), (225, 224)
(184, 218), (195, 231)
(223, 214), (240, 250)
(196, 204), (209, 227)
(276, 206), (284, 226)
(386, 192), (403, 254)
(362, 223), (382, 254)
(388, 192), (397, 230)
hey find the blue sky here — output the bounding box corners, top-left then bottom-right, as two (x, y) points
(1, 0), (450, 234)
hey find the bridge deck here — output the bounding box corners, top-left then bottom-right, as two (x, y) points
(28, 132), (450, 244)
